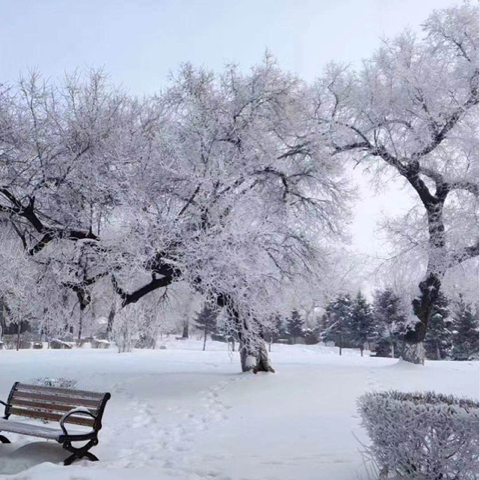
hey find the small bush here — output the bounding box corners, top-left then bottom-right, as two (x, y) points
(91, 338), (110, 349)
(31, 378), (77, 389)
(0, 338), (32, 349)
(357, 390), (479, 480)
(50, 339), (72, 349)
(135, 335), (155, 349)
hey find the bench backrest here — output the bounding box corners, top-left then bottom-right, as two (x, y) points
(4, 382), (110, 431)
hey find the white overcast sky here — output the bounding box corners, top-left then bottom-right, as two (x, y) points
(0, 0), (457, 265)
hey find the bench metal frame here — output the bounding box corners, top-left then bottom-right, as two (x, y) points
(0, 382), (111, 465)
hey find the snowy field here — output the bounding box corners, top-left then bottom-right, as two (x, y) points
(0, 340), (478, 480)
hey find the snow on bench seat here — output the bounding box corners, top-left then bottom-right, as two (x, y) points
(0, 419), (93, 441)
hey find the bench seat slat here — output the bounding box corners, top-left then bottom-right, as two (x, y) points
(11, 398), (98, 414)
(9, 407), (95, 427)
(12, 392), (101, 409)
(15, 383), (104, 399)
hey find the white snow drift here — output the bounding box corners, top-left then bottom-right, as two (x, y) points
(0, 340), (478, 480)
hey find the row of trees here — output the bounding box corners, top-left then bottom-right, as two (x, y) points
(194, 306), (316, 351)
(0, 3), (478, 369)
(194, 286), (479, 362)
(424, 294), (479, 361)
(320, 290), (479, 361)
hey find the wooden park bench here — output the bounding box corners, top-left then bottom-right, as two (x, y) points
(0, 382), (111, 465)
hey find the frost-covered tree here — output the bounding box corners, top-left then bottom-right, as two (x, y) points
(314, 3), (479, 363)
(0, 58), (349, 372)
(450, 296), (479, 361)
(113, 303), (143, 353)
(372, 288), (407, 359)
(0, 228), (39, 346)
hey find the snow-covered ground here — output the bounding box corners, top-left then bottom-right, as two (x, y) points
(0, 340), (478, 480)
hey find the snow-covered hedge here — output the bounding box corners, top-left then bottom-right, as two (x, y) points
(50, 339), (72, 349)
(357, 390), (479, 480)
(31, 378), (77, 389)
(92, 338), (110, 349)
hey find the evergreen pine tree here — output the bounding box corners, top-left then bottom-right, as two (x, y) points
(349, 291), (374, 356)
(195, 304), (218, 351)
(262, 315), (283, 349)
(275, 316), (289, 341)
(287, 310), (304, 344)
(424, 291), (452, 360)
(322, 294), (353, 355)
(303, 326), (319, 345)
(372, 288), (406, 358)
(451, 298), (479, 361)
(309, 315), (326, 345)
(317, 313), (330, 344)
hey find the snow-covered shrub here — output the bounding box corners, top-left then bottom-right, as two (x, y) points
(50, 339), (72, 349)
(91, 338), (110, 349)
(357, 391), (479, 480)
(1, 335), (32, 350)
(31, 378), (77, 389)
(2, 338), (15, 350)
(135, 335), (156, 349)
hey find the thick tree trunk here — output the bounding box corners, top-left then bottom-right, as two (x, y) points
(238, 336), (274, 373)
(403, 342), (425, 365)
(0, 299), (4, 342)
(215, 293), (274, 373)
(78, 311), (83, 341)
(230, 307), (274, 372)
(16, 322), (20, 351)
(404, 201), (446, 365)
(239, 338), (256, 372)
(182, 321), (189, 339)
(75, 289), (89, 342)
(256, 340), (274, 373)
(404, 272), (441, 364)
(107, 305), (116, 336)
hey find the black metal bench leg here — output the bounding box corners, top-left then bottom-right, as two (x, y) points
(63, 453), (78, 466)
(63, 438), (99, 465)
(0, 435), (10, 444)
(64, 451), (99, 465)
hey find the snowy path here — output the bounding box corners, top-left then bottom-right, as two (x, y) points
(0, 341), (477, 479)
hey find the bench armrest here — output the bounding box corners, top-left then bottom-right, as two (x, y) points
(0, 401), (7, 407)
(60, 408), (97, 437)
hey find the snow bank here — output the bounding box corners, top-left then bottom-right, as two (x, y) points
(0, 341), (477, 479)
